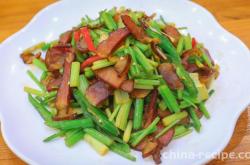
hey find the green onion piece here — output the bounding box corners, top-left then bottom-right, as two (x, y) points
(44, 91), (57, 100)
(90, 30), (100, 47)
(134, 40), (149, 52)
(201, 53), (212, 68)
(173, 129), (193, 139)
(78, 75), (89, 95)
(198, 102), (210, 119)
(130, 126), (157, 142)
(133, 99), (144, 130)
(209, 89), (215, 96)
(135, 74), (162, 80)
(24, 86), (44, 96)
(110, 143), (136, 161)
(76, 52), (86, 63)
(134, 84), (154, 90)
(188, 107), (201, 132)
(84, 133), (109, 155)
(147, 59), (158, 67)
(179, 100), (192, 109)
(145, 28), (198, 97)
(127, 47), (140, 77)
(160, 15), (167, 24)
(43, 130), (66, 142)
(114, 90), (130, 104)
(134, 79), (160, 86)
(182, 95), (197, 108)
(71, 33), (76, 48)
(101, 11), (117, 31)
(111, 142), (130, 153)
(184, 34), (192, 50)
(173, 125), (188, 137)
(176, 36), (184, 55)
(123, 120), (133, 143)
(28, 94), (52, 121)
(158, 84), (180, 113)
(40, 71), (48, 81)
(84, 67), (95, 78)
(109, 104), (121, 121)
(177, 89), (183, 100)
(32, 58), (47, 71)
(27, 70), (45, 91)
(105, 108), (112, 118)
(130, 117), (160, 147)
(159, 100), (167, 111)
(45, 118), (94, 130)
(65, 129), (85, 147)
(162, 111), (188, 126)
(173, 125), (193, 139)
(70, 62), (80, 87)
(73, 89), (120, 136)
(155, 119), (180, 139)
(65, 129), (81, 139)
(133, 46), (154, 73)
(41, 42), (51, 51)
(149, 20), (162, 32)
(115, 100), (132, 130)
(84, 128), (114, 146)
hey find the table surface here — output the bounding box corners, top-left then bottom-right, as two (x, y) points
(0, 0), (250, 164)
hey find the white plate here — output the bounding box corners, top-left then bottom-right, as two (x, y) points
(0, 0), (250, 164)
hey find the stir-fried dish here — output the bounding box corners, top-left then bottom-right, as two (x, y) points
(21, 7), (219, 164)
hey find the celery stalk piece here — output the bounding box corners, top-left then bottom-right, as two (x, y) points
(109, 104), (121, 121)
(162, 111), (188, 126)
(115, 100), (132, 130)
(70, 62), (80, 87)
(133, 99), (144, 130)
(123, 120), (133, 143)
(114, 90), (130, 104)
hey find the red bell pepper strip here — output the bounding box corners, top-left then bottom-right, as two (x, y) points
(192, 37), (197, 48)
(80, 27), (96, 51)
(74, 30), (81, 42)
(80, 55), (103, 71)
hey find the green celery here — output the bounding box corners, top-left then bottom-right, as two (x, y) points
(114, 90), (130, 104)
(123, 120), (133, 143)
(133, 99), (144, 130)
(115, 100), (132, 130)
(162, 111), (188, 126)
(70, 62), (80, 87)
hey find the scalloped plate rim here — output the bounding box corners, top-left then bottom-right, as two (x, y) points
(0, 0), (249, 165)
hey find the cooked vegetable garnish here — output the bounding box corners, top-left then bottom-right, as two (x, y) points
(21, 7), (219, 163)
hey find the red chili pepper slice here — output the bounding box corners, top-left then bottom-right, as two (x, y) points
(80, 27), (96, 51)
(192, 37), (197, 48)
(80, 55), (103, 71)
